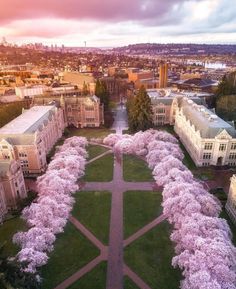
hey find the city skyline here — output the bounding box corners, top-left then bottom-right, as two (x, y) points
(0, 0), (236, 47)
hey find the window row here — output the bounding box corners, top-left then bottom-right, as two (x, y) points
(203, 153), (211, 159)
(204, 143), (236, 151)
(19, 153), (27, 157)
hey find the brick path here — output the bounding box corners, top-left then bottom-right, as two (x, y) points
(54, 104), (164, 289)
(53, 149), (164, 289)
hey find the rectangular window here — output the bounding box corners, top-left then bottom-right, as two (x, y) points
(85, 106), (94, 111)
(203, 153), (211, 159)
(219, 144), (226, 151)
(157, 108), (165, 114)
(231, 143), (236, 150)
(229, 153), (236, 160)
(86, 118), (95, 122)
(204, 143), (213, 150)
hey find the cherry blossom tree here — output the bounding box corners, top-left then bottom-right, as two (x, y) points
(98, 131), (236, 288)
(13, 136), (88, 273)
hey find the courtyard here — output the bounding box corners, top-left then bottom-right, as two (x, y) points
(0, 105), (235, 289)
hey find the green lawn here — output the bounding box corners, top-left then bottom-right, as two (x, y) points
(124, 221), (181, 289)
(67, 128), (114, 140)
(41, 222), (100, 289)
(0, 217), (27, 257)
(124, 191), (163, 239)
(87, 144), (109, 161)
(46, 137), (65, 162)
(124, 276), (140, 289)
(83, 153), (114, 182)
(123, 155), (153, 182)
(72, 191), (111, 244)
(67, 261), (107, 289)
(179, 141), (196, 171)
(155, 125), (175, 135)
(220, 209), (236, 246)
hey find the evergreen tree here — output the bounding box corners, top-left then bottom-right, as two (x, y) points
(128, 86), (153, 132)
(95, 79), (109, 109)
(216, 71), (236, 97)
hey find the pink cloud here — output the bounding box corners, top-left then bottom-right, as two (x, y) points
(0, 0), (180, 24)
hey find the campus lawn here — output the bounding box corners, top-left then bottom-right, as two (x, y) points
(194, 168), (215, 181)
(87, 144), (109, 161)
(83, 153), (114, 182)
(124, 276), (140, 289)
(123, 155), (153, 182)
(220, 209), (236, 246)
(0, 217), (27, 257)
(46, 137), (65, 162)
(67, 261), (107, 289)
(67, 127), (114, 140)
(124, 220), (181, 289)
(156, 125), (175, 135)
(41, 222), (100, 289)
(72, 191), (111, 244)
(124, 191), (163, 239)
(179, 141), (197, 171)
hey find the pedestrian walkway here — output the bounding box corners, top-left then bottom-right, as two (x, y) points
(55, 149), (164, 289)
(54, 104), (165, 289)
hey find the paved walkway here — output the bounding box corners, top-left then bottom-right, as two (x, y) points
(54, 104), (165, 289)
(54, 148), (161, 289)
(86, 150), (112, 165)
(123, 214), (167, 248)
(111, 103), (128, 135)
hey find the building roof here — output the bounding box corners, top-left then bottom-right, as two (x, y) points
(147, 89), (206, 106)
(173, 78), (218, 87)
(180, 98), (236, 138)
(0, 106), (56, 135)
(4, 135), (35, 145)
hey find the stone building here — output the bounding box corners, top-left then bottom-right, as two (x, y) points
(174, 97), (236, 167)
(226, 174), (236, 224)
(33, 91), (104, 128)
(0, 182), (7, 222)
(0, 159), (27, 220)
(0, 105), (65, 175)
(147, 89), (205, 126)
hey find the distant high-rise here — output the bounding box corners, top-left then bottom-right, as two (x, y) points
(159, 62), (168, 88)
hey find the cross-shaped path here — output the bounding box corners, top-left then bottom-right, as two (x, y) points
(54, 104), (166, 289)
(55, 150), (166, 289)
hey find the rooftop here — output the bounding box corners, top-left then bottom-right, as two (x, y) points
(147, 88), (211, 99)
(0, 106), (56, 135)
(181, 98), (236, 138)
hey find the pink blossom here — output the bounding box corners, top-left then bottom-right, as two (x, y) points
(13, 136), (87, 273)
(103, 133), (123, 146)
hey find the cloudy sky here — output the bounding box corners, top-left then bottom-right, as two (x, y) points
(0, 0), (235, 47)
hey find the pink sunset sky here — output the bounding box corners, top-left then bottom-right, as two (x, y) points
(0, 0), (235, 46)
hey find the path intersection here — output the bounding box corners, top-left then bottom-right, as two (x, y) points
(55, 104), (167, 289)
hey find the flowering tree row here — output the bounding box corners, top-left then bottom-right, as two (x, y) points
(13, 137), (88, 274)
(104, 130), (236, 289)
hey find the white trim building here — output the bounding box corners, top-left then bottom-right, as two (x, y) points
(226, 175), (236, 225)
(0, 106), (66, 175)
(174, 97), (236, 167)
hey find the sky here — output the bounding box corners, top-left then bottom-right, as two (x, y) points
(0, 0), (235, 47)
